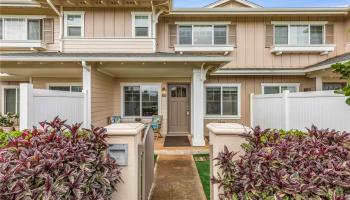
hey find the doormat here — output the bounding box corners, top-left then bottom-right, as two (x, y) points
(164, 136), (191, 147)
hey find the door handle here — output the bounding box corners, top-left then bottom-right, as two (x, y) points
(186, 111), (190, 115)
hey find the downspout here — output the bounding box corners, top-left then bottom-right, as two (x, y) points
(152, 9), (164, 52)
(46, 0), (64, 52)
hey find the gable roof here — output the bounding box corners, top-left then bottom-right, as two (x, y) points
(205, 0), (262, 8)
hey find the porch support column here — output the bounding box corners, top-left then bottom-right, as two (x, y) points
(192, 67), (206, 146)
(316, 76), (323, 91)
(82, 61), (92, 129)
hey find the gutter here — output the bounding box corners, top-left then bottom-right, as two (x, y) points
(170, 7), (349, 15)
(212, 62), (346, 76)
(0, 56), (232, 62)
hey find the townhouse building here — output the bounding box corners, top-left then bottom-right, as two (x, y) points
(0, 0), (349, 146)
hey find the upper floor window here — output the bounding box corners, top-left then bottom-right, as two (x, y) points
(262, 83), (299, 94)
(178, 24), (228, 45)
(64, 12), (85, 38)
(0, 17), (42, 41)
(132, 12), (151, 38)
(274, 23), (325, 46)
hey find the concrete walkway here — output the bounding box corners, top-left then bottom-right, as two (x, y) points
(150, 155), (207, 200)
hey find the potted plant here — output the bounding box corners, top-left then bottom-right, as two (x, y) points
(0, 113), (17, 133)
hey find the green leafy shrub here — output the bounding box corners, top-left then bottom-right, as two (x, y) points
(0, 130), (23, 147)
(331, 61), (350, 105)
(213, 126), (350, 200)
(0, 113), (19, 127)
(0, 117), (122, 199)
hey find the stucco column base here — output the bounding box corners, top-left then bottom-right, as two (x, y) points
(105, 123), (145, 200)
(191, 136), (206, 146)
(207, 123), (252, 200)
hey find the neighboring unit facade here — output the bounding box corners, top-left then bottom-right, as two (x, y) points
(0, 0), (349, 146)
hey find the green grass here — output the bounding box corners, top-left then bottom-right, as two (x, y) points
(193, 154), (210, 200)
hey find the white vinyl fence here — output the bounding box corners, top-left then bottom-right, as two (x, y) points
(251, 90), (350, 132)
(20, 83), (88, 130)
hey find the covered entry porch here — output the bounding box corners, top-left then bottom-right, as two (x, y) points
(0, 52), (230, 146)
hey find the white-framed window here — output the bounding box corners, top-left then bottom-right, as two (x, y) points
(121, 83), (161, 117)
(2, 86), (20, 115)
(0, 16), (43, 41)
(274, 23), (325, 46)
(64, 11), (85, 38)
(47, 83), (83, 92)
(131, 12), (151, 38)
(261, 83), (300, 94)
(205, 84), (241, 118)
(178, 24), (228, 45)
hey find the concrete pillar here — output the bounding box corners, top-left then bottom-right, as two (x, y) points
(316, 76), (323, 91)
(207, 123), (251, 200)
(19, 83), (34, 130)
(192, 68), (205, 146)
(82, 62), (91, 128)
(106, 123), (145, 200)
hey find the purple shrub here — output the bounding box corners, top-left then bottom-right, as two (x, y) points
(0, 117), (122, 200)
(213, 126), (350, 200)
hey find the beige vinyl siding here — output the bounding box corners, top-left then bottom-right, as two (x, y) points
(62, 38), (154, 53)
(91, 66), (115, 128)
(157, 16), (348, 68)
(65, 7), (151, 38)
(203, 75), (316, 135)
(62, 8), (153, 53)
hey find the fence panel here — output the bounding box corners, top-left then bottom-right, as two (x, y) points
(251, 91), (350, 132)
(20, 83), (85, 130)
(33, 89), (85, 126)
(251, 94), (284, 129)
(138, 125), (154, 200)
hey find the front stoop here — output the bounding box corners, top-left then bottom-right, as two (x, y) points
(149, 155), (207, 200)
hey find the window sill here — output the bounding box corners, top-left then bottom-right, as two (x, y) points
(271, 45), (336, 55)
(0, 40), (45, 50)
(174, 45), (234, 54)
(204, 115), (241, 120)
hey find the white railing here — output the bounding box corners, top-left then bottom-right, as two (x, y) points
(250, 90), (350, 132)
(19, 83), (87, 130)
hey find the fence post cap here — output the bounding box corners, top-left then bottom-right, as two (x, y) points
(206, 123), (252, 136)
(105, 123), (145, 136)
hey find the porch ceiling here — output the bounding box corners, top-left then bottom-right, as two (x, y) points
(0, 61), (82, 78)
(97, 62), (205, 78)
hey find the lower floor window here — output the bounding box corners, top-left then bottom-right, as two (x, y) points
(323, 82), (346, 91)
(3, 87), (20, 114)
(205, 84), (240, 116)
(48, 84), (82, 92)
(123, 84), (160, 117)
(262, 84), (299, 94)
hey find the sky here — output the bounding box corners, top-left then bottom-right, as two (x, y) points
(174, 0), (350, 8)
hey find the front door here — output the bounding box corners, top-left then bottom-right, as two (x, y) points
(168, 84), (190, 135)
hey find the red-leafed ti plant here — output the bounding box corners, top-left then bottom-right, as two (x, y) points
(0, 116), (122, 200)
(212, 126), (350, 200)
